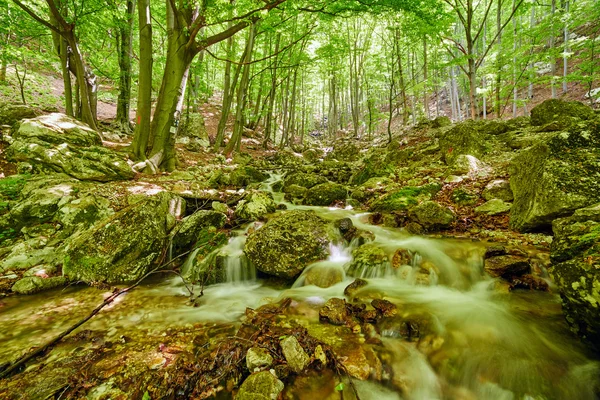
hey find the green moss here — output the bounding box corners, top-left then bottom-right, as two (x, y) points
(369, 185), (438, 212)
(0, 174), (28, 200)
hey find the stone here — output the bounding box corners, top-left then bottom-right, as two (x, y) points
(55, 195), (113, 235)
(176, 113), (209, 147)
(63, 192), (185, 284)
(530, 99), (594, 127)
(303, 182), (348, 206)
(280, 336), (310, 373)
(1, 246), (62, 272)
(211, 201), (229, 214)
(236, 371), (284, 400)
(450, 154), (489, 176)
(244, 210), (336, 279)
(303, 263), (344, 288)
(548, 205), (600, 351)
(475, 199), (512, 216)
(344, 278), (368, 298)
(172, 210), (226, 252)
(372, 299), (397, 317)
(450, 188), (479, 206)
(431, 116), (451, 128)
(283, 184), (307, 202)
(439, 120), (489, 165)
(282, 172), (327, 190)
(484, 255), (530, 278)
(347, 244), (390, 278)
(408, 201), (455, 230)
(234, 191), (276, 221)
(11, 276), (67, 294)
(482, 180), (513, 202)
(246, 347), (273, 371)
(319, 297), (350, 325)
(369, 184), (441, 212)
(302, 148), (324, 162)
(6, 114), (134, 181)
(228, 166), (268, 187)
(0, 102), (40, 126)
(509, 120), (600, 231)
(327, 141), (360, 161)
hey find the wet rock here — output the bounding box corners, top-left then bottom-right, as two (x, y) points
(484, 245), (507, 259)
(282, 172), (327, 190)
(0, 102), (40, 126)
(283, 184), (307, 203)
(509, 114), (600, 231)
(211, 201), (230, 214)
(64, 192), (185, 284)
(347, 243), (390, 278)
(530, 99), (594, 127)
(280, 335), (310, 373)
(11, 276), (67, 294)
(391, 248), (413, 267)
(482, 180), (513, 202)
(246, 347), (273, 372)
(484, 255), (530, 278)
(549, 205), (600, 351)
(6, 113), (134, 181)
(451, 154), (489, 176)
(303, 264), (344, 288)
(408, 201), (455, 230)
(236, 371), (284, 400)
(234, 191), (276, 222)
(369, 184), (440, 212)
(244, 210), (336, 279)
(372, 299), (397, 317)
(303, 182), (348, 206)
(475, 199), (511, 215)
(319, 298), (350, 325)
(172, 210), (226, 252)
(344, 278), (368, 298)
(334, 217), (354, 235)
(404, 222), (424, 235)
(509, 274), (550, 291)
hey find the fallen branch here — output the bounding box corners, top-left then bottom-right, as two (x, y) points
(0, 254), (185, 379)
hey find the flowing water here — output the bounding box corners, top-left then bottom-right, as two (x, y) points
(0, 179), (598, 399)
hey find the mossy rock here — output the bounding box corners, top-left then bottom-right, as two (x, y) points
(304, 182), (348, 206)
(179, 227), (230, 284)
(63, 192), (185, 284)
(229, 166), (268, 187)
(450, 188), (479, 206)
(439, 120), (489, 164)
(0, 174), (29, 200)
(172, 210), (227, 253)
(234, 191), (277, 221)
(347, 243), (391, 278)
(369, 184), (440, 212)
(475, 199), (511, 215)
(11, 276), (67, 295)
(283, 172), (327, 190)
(0, 102), (40, 126)
(431, 116), (451, 128)
(244, 210), (337, 279)
(408, 201), (455, 230)
(236, 371), (284, 400)
(482, 180), (513, 202)
(530, 99), (594, 127)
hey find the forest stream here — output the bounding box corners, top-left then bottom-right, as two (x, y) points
(1, 174), (598, 400)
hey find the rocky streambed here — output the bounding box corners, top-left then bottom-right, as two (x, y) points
(0, 99), (599, 399)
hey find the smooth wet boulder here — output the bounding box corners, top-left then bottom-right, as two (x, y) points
(236, 371), (284, 400)
(0, 102), (40, 126)
(408, 201), (455, 230)
(234, 191), (276, 221)
(6, 113), (134, 181)
(439, 120), (489, 164)
(509, 115), (600, 231)
(484, 255), (530, 278)
(530, 99), (594, 127)
(549, 204), (600, 352)
(63, 192), (185, 284)
(303, 182), (348, 206)
(303, 264), (344, 288)
(11, 276), (67, 295)
(244, 210), (337, 279)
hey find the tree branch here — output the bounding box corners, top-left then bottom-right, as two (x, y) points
(11, 0), (63, 35)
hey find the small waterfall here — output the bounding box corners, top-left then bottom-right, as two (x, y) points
(221, 235), (256, 283)
(293, 243), (350, 288)
(259, 172), (285, 203)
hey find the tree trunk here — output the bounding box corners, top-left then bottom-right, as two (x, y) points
(131, 0), (152, 160)
(116, 0), (135, 133)
(214, 18), (235, 151)
(263, 33), (281, 148)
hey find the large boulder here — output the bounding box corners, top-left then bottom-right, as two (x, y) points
(234, 190), (277, 221)
(63, 192), (185, 283)
(6, 113), (134, 181)
(172, 210), (226, 252)
(530, 99), (594, 127)
(0, 102), (40, 127)
(408, 201), (455, 230)
(244, 210), (337, 279)
(228, 166), (268, 187)
(282, 172), (327, 190)
(509, 115), (600, 231)
(177, 113), (209, 149)
(549, 204), (600, 352)
(439, 120), (489, 164)
(303, 182), (348, 206)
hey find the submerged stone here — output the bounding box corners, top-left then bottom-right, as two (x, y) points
(11, 276), (67, 294)
(237, 371), (284, 400)
(280, 335), (310, 373)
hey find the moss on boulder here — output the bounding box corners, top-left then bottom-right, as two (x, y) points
(439, 120), (489, 164)
(0, 102), (40, 126)
(347, 243), (391, 278)
(530, 99), (594, 127)
(229, 166), (268, 187)
(63, 192), (185, 284)
(408, 201), (455, 230)
(304, 182), (348, 206)
(244, 210), (337, 279)
(234, 191), (276, 221)
(282, 172), (327, 190)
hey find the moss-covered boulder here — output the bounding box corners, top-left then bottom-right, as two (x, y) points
(6, 113), (134, 181)
(234, 191), (276, 221)
(179, 227), (230, 284)
(244, 210), (337, 279)
(172, 210), (226, 253)
(283, 184), (307, 203)
(431, 116), (451, 128)
(509, 119), (600, 231)
(483, 179), (513, 201)
(228, 166), (268, 187)
(11, 276), (67, 295)
(549, 204), (600, 352)
(475, 199), (511, 215)
(302, 148), (324, 162)
(327, 140), (360, 161)
(439, 120), (489, 164)
(176, 113), (209, 149)
(304, 182), (348, 206)
(408, 201), (455, 230)
(369, 184), (440, 212)
(63, 192), (185, 284)
(0, 102), (40, 126)
(450, 188), (479, 206)
(54, 195), (114, 235)
(282, 172), (327, 190)
(347, 243), (391, 278)
(530, 99), (594, 127)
